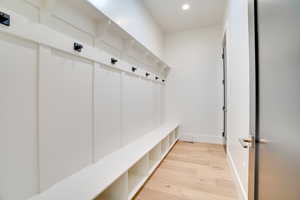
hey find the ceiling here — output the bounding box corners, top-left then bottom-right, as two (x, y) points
(142, 0), (228, 33)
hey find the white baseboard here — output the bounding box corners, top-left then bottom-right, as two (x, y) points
(179, 133), (223, 144)
(227, 151), (248, 200)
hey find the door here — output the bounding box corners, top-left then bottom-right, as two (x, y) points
(222, 37), (228, 152)
(249, 0), (300, 199)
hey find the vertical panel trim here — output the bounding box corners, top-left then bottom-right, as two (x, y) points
(92, 63), (97, 163)
(37, 45), (52, 192)
(120, 72), (124, 146)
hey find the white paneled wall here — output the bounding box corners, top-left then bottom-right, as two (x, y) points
(0, 0), (167, 199)
(136, 78), (155, 136)
(0, 35), (164, 199)
(0, 33), (39, 200)
(153, 83), (161, 127)
(47, 0), (96, 46)
(94, 64), (122, 161)
(122, 74), (154, 145)
(39, 47), (94, 191)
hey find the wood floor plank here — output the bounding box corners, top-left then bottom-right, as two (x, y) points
(134, 141), (238, 200)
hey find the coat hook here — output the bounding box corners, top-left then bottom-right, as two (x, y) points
(132, 67), (137, 72)
(111, 58), (118, 65)
(145, 72), (150, 77)
(74, 42), (83, 52)
(0, 11), (10, 26)
(155, 76), (159, 80)
(162, 79), (165, 83)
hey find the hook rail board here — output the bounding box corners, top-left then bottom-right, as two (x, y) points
(0, 6), (167, 83)
(28, 123), (179, 200)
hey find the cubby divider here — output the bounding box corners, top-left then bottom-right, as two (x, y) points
(161, 136), (169, 154)
(149, 143), (162, 170)
(170, 131), (175, 145)
(128, 154), (149, 197)
(175, 128), (179, 139)
(95, 173), (128, 200)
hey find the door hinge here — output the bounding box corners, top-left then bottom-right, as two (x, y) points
(222, 80), (225, 84)
(222, 53), (225, 59)
(222, 132), (225, 137)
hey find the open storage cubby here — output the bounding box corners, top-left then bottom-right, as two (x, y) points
(169, 131), (176, 145)
(161, 136), (170, 155)
(149, 143), (162, 170)
(95, 173), (128, 200)
(128, 154), (149, 197)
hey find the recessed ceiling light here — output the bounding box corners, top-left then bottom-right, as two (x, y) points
(182, 3), (190, 11)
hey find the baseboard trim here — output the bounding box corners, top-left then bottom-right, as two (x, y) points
(227, 151), (248, 200)
(179, 133), (223, 144)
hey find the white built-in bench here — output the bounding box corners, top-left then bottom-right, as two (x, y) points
(29, 123), (179, 200)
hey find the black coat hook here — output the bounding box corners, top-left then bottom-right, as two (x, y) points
(155, 76), (159, 80)
(145, 72), (150, 77)
(74, 42), (83, 52)
(132, 67), (137, 72)
(0, 11), (10, 26)
(111, 58), (118, 65)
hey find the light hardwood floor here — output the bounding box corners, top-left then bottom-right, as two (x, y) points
(134, 141), (238, 200)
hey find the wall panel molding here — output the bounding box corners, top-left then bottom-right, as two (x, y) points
(0, 32), (39, 200)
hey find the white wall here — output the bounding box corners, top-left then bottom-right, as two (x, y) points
(88, 0), (164, 58)
(164, 26), (224, 144)
(225, 0), (250, 199)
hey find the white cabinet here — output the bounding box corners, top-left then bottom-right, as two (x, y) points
(39, 47), (93, 191)
(0, 33), (39, 200)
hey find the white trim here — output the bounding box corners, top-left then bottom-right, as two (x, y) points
(227, 151), (248, 200)
(179, 133), (223, 144)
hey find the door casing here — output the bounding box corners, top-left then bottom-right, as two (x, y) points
(248, 0), (258, 199)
